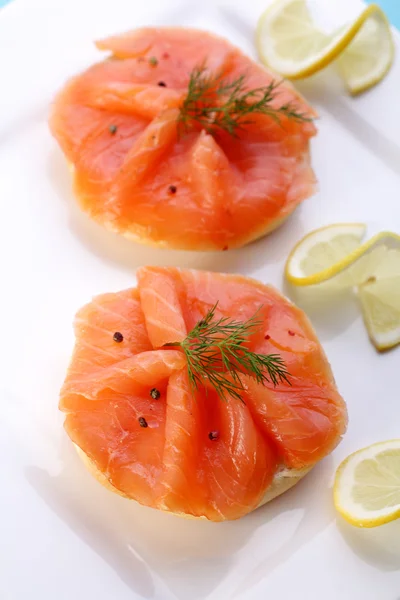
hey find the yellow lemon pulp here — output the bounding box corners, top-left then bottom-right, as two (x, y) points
(284, 224), (400, 351)
(334, 440), (400, 527)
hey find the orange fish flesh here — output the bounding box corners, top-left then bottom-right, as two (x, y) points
(59, 267), (347, 521)
(50, 27), (317, 251)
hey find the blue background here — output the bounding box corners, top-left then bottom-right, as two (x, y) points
(0, 0), (398, 26)
(369, 0), (400, 25)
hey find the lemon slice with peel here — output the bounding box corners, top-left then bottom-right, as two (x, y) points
(357, 248), (400, 351)
(256, 0), (394, 93)
(336, 6), (394, 95)
(285, 224), (400, 351)
(285, 222), (367, 286)
(334, 440), (400, 528)
(285, 224), (400, 287)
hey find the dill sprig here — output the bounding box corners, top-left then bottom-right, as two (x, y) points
(165, 303), (290, 402)
(178, 65), (312, 137)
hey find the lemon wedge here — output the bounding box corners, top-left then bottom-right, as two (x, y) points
(284, 224), (400, 351)
(256, 0), (394, 93)
(334, 440), (400, 527)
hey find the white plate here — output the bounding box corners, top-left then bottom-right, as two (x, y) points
(1, 0), (400, 598)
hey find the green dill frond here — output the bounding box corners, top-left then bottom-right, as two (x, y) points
(178, 65), (313, 137)
(165, 303), (290, 402)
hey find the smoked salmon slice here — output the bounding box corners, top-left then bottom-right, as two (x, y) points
(59, 268), (346, 521)
(50, 27), (317, 251)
